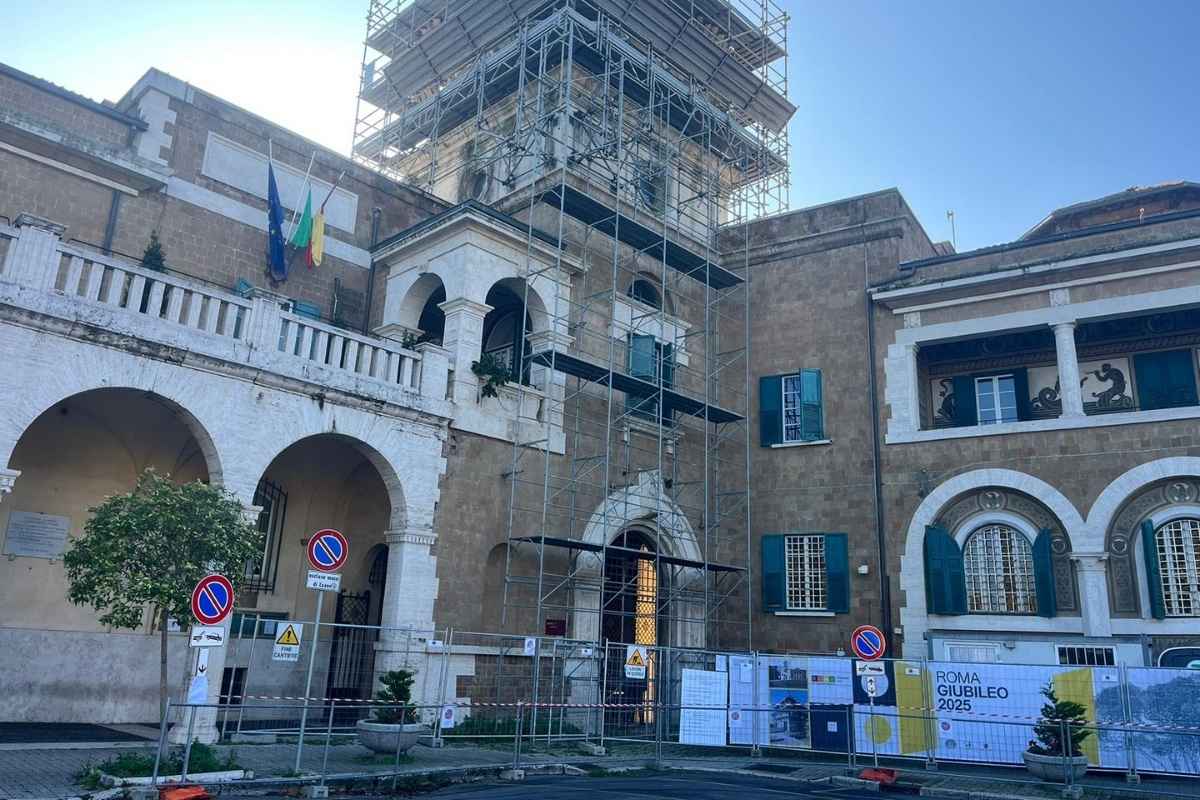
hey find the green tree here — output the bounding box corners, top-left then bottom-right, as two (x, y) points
(1028, 682), (1092, 757)
(141, 231), (167, 272)
(63, 469), (262, 721)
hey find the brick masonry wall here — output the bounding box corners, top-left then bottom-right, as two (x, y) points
(0, 73), (132, 150)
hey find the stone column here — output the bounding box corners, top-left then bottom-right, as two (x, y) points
(375, 528), (440, 715)
(1053, 322), (1085, 418)
(884, 342), (922, 436)
(1072, 552), (1112, 637)
(0, 468), (19, 503)
(438, 298), (492, 405)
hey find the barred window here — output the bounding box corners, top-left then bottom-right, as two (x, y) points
(785, 535), (826, 610)
(1156, 518), (1200, 617)
(1057, 646), (1116, 666)
(963, 524), (1037, 614)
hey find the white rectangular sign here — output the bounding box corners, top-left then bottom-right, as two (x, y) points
(3, 512), (70, 559)
(189, 626), (226, 648)
(306, 570), (341, 592)
(523, 637), (537, 656)
(625, 645), (649, 679)
(272, 622), (304, 662)
(856, 661), (885, 676)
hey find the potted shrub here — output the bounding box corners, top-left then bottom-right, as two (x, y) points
(1022, 683), (1091, 782)
(356, 670), (425, 754)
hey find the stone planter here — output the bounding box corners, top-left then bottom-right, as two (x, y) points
(1022, 750), (1088, 782)
(355, 719), (424, 754)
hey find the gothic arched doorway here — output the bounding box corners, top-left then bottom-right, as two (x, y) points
(602, 528), (662, 728)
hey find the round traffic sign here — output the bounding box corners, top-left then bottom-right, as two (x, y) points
(851, 624), (887, 661)
(307, 529), (348, 572)
(191, 573), (234, 625)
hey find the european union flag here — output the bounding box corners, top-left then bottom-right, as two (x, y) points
(266, 162), (287, 281)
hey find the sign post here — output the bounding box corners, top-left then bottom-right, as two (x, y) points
(849, 625), (886, 770)
(850, 625), (886, 661)
(183, 574), (234, 751)
(296, 529), (348, 773)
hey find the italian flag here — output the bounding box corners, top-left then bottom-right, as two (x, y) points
(288, 190), (325, 268)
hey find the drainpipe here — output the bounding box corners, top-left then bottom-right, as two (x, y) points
(362, 207), (383, 335)
(102, 124), (139, 253)
(865, 238), (894, 650)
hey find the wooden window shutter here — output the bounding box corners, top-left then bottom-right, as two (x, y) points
(824, 533), (850, 613)
(1032, 528), (1057, 618)
(1141, 519), (1166, 619)
(800, 368), (824, 441)
(761, 535), (786, 612)
(951, 375), (977, 427)
(924, 525), (967, 615)
(1012, 367), (1032, 421)
(1134, 349), (1197, 410)
(759, 375), (783, 446)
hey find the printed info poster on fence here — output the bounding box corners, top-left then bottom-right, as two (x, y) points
(929, 662), (1117, 765)
(679, 667), (727, 747)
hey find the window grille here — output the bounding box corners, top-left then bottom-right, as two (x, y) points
(785, 535), (826, 610)
(963, 524), (1037, 613)
(1056, 645), (1116, 666)
(244, 478), (287, 593)
(1156, 518), (1200, 617)
(945, 642), (999, 663)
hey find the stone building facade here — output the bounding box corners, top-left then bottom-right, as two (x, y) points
(744, 181), (1200, 669)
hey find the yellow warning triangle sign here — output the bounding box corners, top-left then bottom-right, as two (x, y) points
(627, 649), (645, 667)
(276, 624), (301, 646)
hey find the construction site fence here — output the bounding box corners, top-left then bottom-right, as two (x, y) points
(211, 614), (1200, 782)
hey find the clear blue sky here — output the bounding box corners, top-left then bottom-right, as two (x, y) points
(7, 1), (1198, 251)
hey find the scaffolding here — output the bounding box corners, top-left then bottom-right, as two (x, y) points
(353, 0), (790, 652)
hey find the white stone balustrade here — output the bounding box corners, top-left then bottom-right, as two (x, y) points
(0, 215), (449, 416)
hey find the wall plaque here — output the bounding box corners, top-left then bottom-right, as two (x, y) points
(3, 511), (71, 559)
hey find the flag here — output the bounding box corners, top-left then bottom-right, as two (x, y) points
(308, 208), (325, 267)
(290, 189), (313, 249)
(266, 162), (287, 281)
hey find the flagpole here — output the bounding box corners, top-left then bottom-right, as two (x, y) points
(285, 150), (317, 240)
(319, 171), (346, 212)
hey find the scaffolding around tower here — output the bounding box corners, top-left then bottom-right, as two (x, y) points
(354, 0), (790, 651)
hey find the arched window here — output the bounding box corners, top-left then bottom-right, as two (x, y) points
(1155, 518), (1200, 616)
(963, 524), (1037, 614)
(627, 278), (662, 310)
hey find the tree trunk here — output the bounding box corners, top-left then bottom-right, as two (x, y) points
(159, 607), (169, 725)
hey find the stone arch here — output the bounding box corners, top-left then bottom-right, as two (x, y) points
(1086, 458), (1200, 619)
(899, 469), (1085, 655)
(0, 382), (223, 489)
(393, 272), (446, 340)
(243, 432), (408, 531)
(571, 470), (703, 647)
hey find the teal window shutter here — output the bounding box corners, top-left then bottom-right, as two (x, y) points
(924, 525), (967, 615)
(629, 334), (656, 379)
(1142, 519), (1166, 619)
(1135, 349), (1199, 410)
(1032, 528), (1057, 618)
(761, 535), (786, 612)
(661, 343), (675, 388)
(759, 375), (783, 446)
(824, 533), (850, 613)
(1012, 367), (1032, 421)
(951, 375), (977, 427)
(800, 368), (824, 440)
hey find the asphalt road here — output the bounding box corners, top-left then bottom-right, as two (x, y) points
(422, 771), (883, 799)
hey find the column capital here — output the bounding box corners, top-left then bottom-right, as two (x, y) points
(385, 528), (437, 546)
(1069, 551), (1108, 570)
(438, 298), (492, 318)
(240, 504), (264, 527)
(14, 213), (66, 235)
(1051, 320), (1077, 332)
(0, 469), (20, 503)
